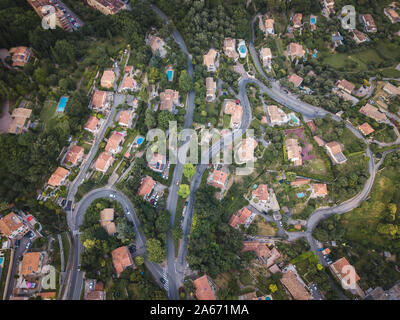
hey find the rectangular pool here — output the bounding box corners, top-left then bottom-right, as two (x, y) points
(167, 70), (173, 81)
(57, 96), (69, 112)
(297, 192), (305, 198)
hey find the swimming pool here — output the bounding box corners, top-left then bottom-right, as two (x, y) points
(167, 70), (173, 81)
(310, 17), (316, 24)
(297, 192), (305, 198)
(57, 96), (69, 112)
(290, 113), (300, 124)
(239, 45), (246, 54)
(137, 137), (144, 145)
(0, 257), (3, 266)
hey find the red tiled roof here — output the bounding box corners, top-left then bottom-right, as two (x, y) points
(137, 176), (155, 197)
(64, 145), (84, 165)
(193, 275), (216, 300)
(229, 207), (252, 228)
(111, 246), (135, 277)
(48, 167), (69, 187)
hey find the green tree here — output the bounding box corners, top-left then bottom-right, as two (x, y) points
(183, 163), (195, 180)
(179, 70), (193, 93)
(146, 238), (165, 263)
(178, 184), (190, 198)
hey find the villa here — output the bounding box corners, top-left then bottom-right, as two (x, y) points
(223, 38), (239, 61)
(291, 178), (310, 187)
(267, 105), (288, 126)
(117, 110), (132, 127)
(193, 275), (216, 300)
(292, 13), (303, 28)
(358, 122), (375, 136)
(362, 14), (377, 32)
(325, 141), (347, 164)
(91, 90), (110, 112)
(208, 169), (228, 190)
(147, 35), (167, 58)
(353, 29), (367, 44)
(47, 167), (69, 188)
(160, 89), (180, 112)
(288, 74), (304, 88)
(322, 0), (335, 16)
(360, 103), (387, 123)
(105, 132), (125, 154)
(384, 7), (400, 23)
(99, 208), (116, 236)
(205, 77), (216, 102)
(148, 153), (166, 173)
(94, 152), (114, 173)
(229, 207), (255, 229)
(8, 107), (32, 134)
(84, 116), (100, 134)
(313, 136), (326, 147)
(0, 213), (29, 240)
(332, 32), (344, 48)
(281, 270), (311, 300)
(330, 257), (361, 294)
(224, 100), (243, 129)
(264, 18), (275, 35)
(383, 82), (400, 96)
(137, 176), (156, 199)
(252, 184), (269, 204)
(260, 47), (272, 70)
(87, 0), (126, 15)
(203, 48), (219, 72)
(120, 75), (138, 92)
(311, 183), (328, 198)
(64, 145), (84, 167)
(8, 46), (33, 67)
(111, 246), (135, 278)
(100, 69), (115, 89)
(20, 252), (44, 277)
(287, 43), (305, 60)
(336, 79), (355, 94)
(236, 137), (258, 163)
(286, 138), (302, 166)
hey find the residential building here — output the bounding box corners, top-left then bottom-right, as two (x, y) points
(208, 169), (228, 190)
(267, 105), (288, 125)
(336, 79), (355, 94)
(193, 275), (216, 300)
(292, 13), (303, 28)
(148, 153), (166, 173)
(358, 122), (375, 136)
(85, 281), (106, 300)
(87, 0), (126, 15)
(353, 29), (367, 44)
(111, 246), (135, 277)
(313, 136), (325, 147)
(105, 132), (125, 154)
(229, 207), (255, 229)
(223, 38), (239, 61)
(265, 19), (275, 35)
(310, 15), (317, 31)
(330, 257), (360, 291)
(323, 0), (335, 15)
(383, 82), (400, 96)
(331, 32), (344, 47)
(100, 69), (115, 89)
(362, 14), (377, 32)
(205, 77), (216, 102)
(325, 141), (347, 164)
(287, 43), (305, 60)
(20, 252), (44, 276)
(8, 108), (32, 134)
(260, 47), (272, 69)
(241, 242), (271, 259)
(36, 292), (56, 300)
(236, 137), (258, 163)
(0, 213), (29, 239)
(360, 103), (387, 123)
(306, 120), (317, 133)
(94, 152), (114, 173)
(147, 35), (167, 58)
(91, 90), (109, 112)
(124, 65), (133, 74)
(252, 184), (269, 204)
(84, 115), (100, 134)
(203, 49), (218, 72)
(160, 89), (180, 112)
(99, 208), (116, 236)
(290, 178), (310, 187)
(120, 75), (138, 92)
(224, 100), (243, 129)
(47, 167), (69, 187)
(288, 74), (304, 88)
(384, 7), (400, 23)
(137, 176), (156, 199)
(280, 270), (311, 300)
(8, 47), (33, 67)
(117, 110), (132, 127)
(286, 138), (302, 166)
(64, 145), (84, 166)
(311, 183), (328, 198)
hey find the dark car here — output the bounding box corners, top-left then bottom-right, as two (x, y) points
(26, 231), (35, 239)
(15, 239), (21, 248)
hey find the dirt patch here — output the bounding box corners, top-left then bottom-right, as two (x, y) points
(0, 100), (12, 133)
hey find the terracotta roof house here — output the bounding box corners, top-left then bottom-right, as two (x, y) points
(64, 145), (84, 166)
(137, 176), (156, 198)
(330, 257), (360, 290)
(99, 208), (116, 236)
(87, 0), (126, 15)
(229, 207), (254, 228)
(224, 100), (243, 129)
(269, 264), (281, 274)
(84, 115), (100, 134)
(288, 74), (304, 88)
(306, 120), (317, 133)
(241, 241), (271, 259)
(160, 89), (180, 112)
(105, 132), (125, 154)
(360, 103), (387, 123)
(267, 105), (288, 125)
(265, 19), (275, 35)
(313, 136), (326, 147)
(358, 122), (375, 136)
(20, 252), (44, 276)
(383, 82), (400, 96)
(120, 75), (138, 92)
(287, 43), (305, 60)
(384, 7), (400, 23)
(0, 213), (29, 239)
(286, 138), (302, 166)
(193, 275), (216, 300)
(362, 14), (377, 32)
(85, 290), (106, 300)
(260, 47), (272, 69)
(94, 152), (114, 173)
(147, 153), (166, 173)
(203, 49), (219, 72)
(236, 137), (258, 163)
(290, 178), (310, 187)
(205, 77), (216, 102)
(36, 291), (56, 300)
(111, 246), (135, 277)
(252, 184), (269, 202)
(223, 38), (239, 61)
(208, 169), (228, 189)
(100, 69), (115, 89)
(353, 29), (367, 44)
(92, 90), (109, 112)
(124, 65), (133, 74)
(148, 35), (167, 58)
(336, 79), (355, 94)
(48, 167), (69, 187)
(8, 47), (33, 67)
(117, 110), (132, 127)
(325, 141), (347, 164)
(281, 271), (311, 300)
(312, 183), (328, 198)
(8, 107), (32, 134)
(292, 13), (303, 28)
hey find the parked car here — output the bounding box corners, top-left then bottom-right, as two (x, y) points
(25, 242), (32, 250)
(15, 239), (20, 248)
(26, 231), (35, 239)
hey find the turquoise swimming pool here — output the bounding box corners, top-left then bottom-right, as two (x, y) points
(310, 17), (316, 24)
(167, 70), (173, 81)
(0, 257), (4, 266)
(297, 192), (305, 198)
(290, 113), (300, 124)
(239, 45), (246, 54)
(137, 137), (144, 145)
(57, 96), (69, 112)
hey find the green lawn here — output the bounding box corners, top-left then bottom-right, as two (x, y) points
(0, 249), (11, 300)
(40, 100), (58, 128)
